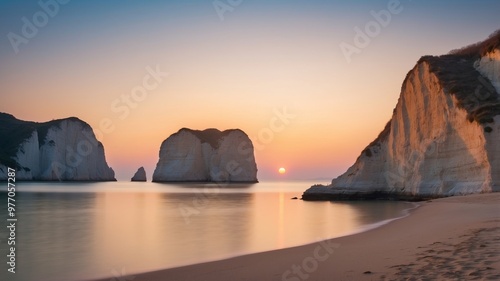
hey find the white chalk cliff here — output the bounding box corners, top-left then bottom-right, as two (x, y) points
(153, 128), (258, 182)
(304, 31), (500, 200)
(0, 114), (115, 181)
(131, 167), (147, 182)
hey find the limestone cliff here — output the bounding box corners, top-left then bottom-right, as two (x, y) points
(131, 167), (147, 182)
(152, 128), (258, 182)
(303, 31), (500, 200)
(0, 113), (115, 181)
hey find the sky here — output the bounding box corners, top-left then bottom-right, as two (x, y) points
(0, 0), (499, 181)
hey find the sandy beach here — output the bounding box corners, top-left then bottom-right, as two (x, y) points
(93, 193), (500, 281)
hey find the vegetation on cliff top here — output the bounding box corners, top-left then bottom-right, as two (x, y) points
(363, 30), (499, 155)
(449, 29), (500, 57)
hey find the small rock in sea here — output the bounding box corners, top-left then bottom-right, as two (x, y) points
(363, 271), (372, 274)
(291, 197), (298, 200)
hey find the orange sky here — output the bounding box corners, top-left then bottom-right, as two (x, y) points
(0, 0), (498, 180)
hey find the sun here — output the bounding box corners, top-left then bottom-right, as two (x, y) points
(278, 167), (286, 174)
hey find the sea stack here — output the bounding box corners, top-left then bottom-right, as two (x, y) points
(152, 128), (258, 183)
(131, 167), (147, 182)
(303, 31), (500, 200)
(0, 113), (116, 181)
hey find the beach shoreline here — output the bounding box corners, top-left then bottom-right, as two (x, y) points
(91, 193), (500, 281)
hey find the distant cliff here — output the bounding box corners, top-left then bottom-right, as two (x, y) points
(0, 113), (115, 181)
(152, 128), (258, 182)
(303, 31), (500, 200)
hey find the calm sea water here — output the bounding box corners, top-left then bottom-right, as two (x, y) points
(0, 181), (413, 281)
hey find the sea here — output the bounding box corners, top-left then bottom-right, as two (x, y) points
(0, 181), (415, 281)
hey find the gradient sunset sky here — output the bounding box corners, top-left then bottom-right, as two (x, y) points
(0, 0), (499, 181)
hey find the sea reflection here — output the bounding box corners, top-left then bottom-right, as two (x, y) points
(0, 192), (97, 281)
(330, 201), (414, 226)
(0, 182), (412, 281)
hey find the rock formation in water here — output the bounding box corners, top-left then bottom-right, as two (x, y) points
(303, 30), (500, 200)
(0, 113), (115, 181)
(152, 128), (258, 182)
(131, 167), (147, 182)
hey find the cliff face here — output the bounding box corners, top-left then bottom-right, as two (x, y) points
(0, 113), (115, 181)
(152, 128), (258, 182)
(304, 33), (500, 200)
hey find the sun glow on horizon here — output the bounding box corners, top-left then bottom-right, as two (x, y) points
(278, 167), (286, 174)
